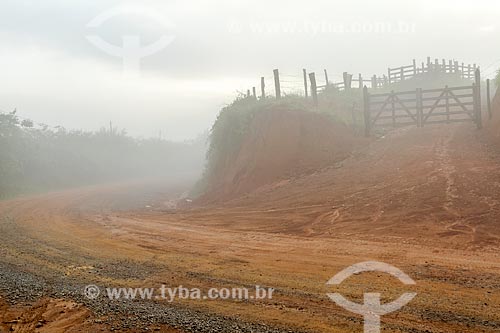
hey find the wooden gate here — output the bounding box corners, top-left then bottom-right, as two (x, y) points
(363, 69), (482, 136)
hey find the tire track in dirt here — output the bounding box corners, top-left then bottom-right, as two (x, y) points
(433, 132), (475, 240)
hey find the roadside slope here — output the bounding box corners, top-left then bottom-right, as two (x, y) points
(191, 123), (500, 247)
(201, 108), (365, 202)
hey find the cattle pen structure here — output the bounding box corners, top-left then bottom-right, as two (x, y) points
(243, 57), (481, 99)
(240, 57), (493, 136)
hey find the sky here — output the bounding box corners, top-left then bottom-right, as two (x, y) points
(1, 0), (499, 140)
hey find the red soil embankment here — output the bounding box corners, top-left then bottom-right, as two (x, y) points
(203, 108), (366, 201)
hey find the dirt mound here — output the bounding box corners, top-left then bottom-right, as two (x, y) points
(0, 298), (95, 333)
(202, 108), (366, 201)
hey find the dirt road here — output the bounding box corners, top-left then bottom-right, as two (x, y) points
(0, 124), (499, 332)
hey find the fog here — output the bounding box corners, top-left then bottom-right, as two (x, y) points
(1, 0), (499, 139)
(0, 111), (208, 199)
(1, 0), (500, 197)
(1, 2), (500, 331)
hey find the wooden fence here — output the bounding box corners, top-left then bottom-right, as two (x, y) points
(363, 68), (483, 135)
(243, 57), (479, 100)
(387, 57), (478, 83)
(240, 57), (496, 136)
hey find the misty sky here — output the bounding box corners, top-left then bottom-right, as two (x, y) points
(1, 0), (499, 140)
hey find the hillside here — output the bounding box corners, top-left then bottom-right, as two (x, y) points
(197, 70), (484, 202)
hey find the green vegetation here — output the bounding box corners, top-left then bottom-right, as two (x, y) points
(193, 90), (356, 197)
(206, 94), (311, 179)
(0, 111), (206, 199)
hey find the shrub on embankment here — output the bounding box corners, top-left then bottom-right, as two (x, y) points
(191, 92), (366, 201)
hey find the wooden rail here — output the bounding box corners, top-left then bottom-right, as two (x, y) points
(363, 68), (482, 135)
(388, 58), (477, 84)
(246, 57), (482, 116)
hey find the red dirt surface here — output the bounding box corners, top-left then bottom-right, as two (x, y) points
(0, 122), (500, 332)
(201, 109), (366, 201)
(0, 297), (181, 333)
(0, 297), (97, 333)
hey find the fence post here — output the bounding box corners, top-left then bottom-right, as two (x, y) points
(252, 87), (257, 99)
(474, 68), (482, 129)
(445, 85), (450, 123)
(273, 69), (281, 99)
(416, 88), (423, 127)
(247, 89), (251, 97)
(324, 69), (329, 86)
(303, 69), (308, 98)
(309, 72), (318, 107)
(413, 59), (417, 76)
(363, 86), (371, 136)
(400, 67), (404, 81)
(343, 72), (352, 90)
(391, 90), (396, 127)
(358, 73), (363, 89)
(387, 68), (391, 84)
(371, 75), (377, 89)
(427, 56), (431, 68)
(351, 102), (357, 128)
(487, 78), (492, 120)
(260, 77), (266, 99)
